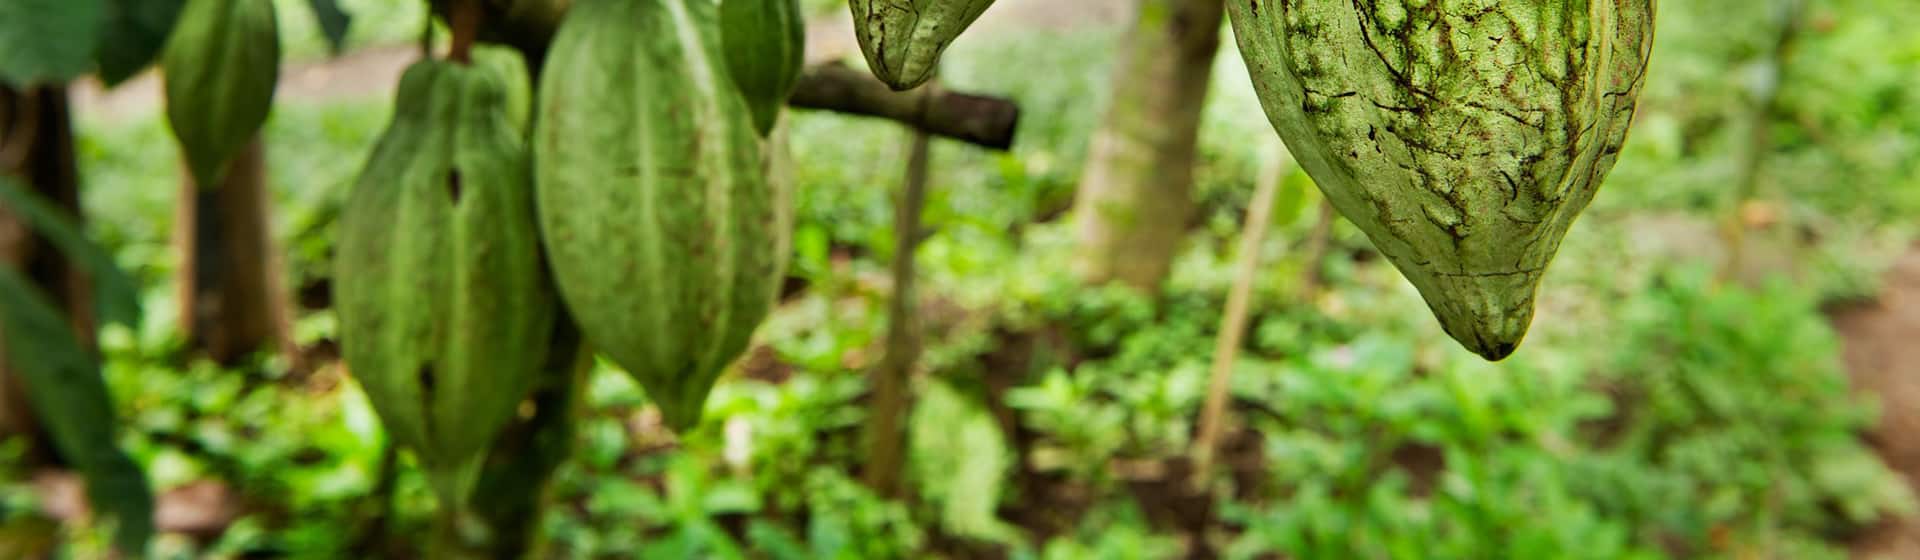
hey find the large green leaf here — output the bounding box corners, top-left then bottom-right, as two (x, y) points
(0, 0), (106, 87)
(0, 268), (153, 554)
(306, 0), (351, 55)
(95, 0), (187, 86)
(0, 176), (142, 329)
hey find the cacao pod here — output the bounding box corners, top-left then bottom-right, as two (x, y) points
(162, 0), (281, 188)
(472, 45), (533, 134)
(1227, 1), (1655, 360)
(848, 0), (996, 90)
(537, 0), (790, 431)
(720, 0), (806, 135)
(334, 59), (554, 502)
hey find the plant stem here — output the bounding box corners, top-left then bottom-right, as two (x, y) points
(864, 126), (932, 498)
(1191, 147), (1290, 490)
(1722, 0), (1803, 283)
(448, 0), (481, 64)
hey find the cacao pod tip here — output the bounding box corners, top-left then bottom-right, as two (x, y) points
(1419, 274), (1538, 362)
(657, 401), (706, 434)
(882, 74), (929, 92)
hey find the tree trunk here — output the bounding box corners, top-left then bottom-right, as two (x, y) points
(864, 128), (932, 499)
(1071, 0), (1225, 291)
(0, 85), (91, 465)
(173, 136), (296, 365)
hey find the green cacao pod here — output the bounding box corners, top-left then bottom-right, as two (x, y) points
(471, 45), (533, 135)
(537, 0), (790, 431)
(848, 0), (996, 90)
(334, 59), (554, 502)
(162, 0), (281, 188)
(1227, 1), (1655, 360)
(720, 0), (806, 135)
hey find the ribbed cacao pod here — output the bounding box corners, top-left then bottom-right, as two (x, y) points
(537, 0), (790, 431)
(471, 45), (532, 134)
(1227, 1), (1655, 360)
(162, 0), (281, 188)
(334, 59), (554, 502)
(848, 0), (996, 90)
(720, 0), (806, 135)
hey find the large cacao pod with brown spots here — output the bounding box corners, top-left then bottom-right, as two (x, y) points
(537, 0), (790, 431)
(334, 59), (554, 503)
(1227, 1), (1656, 360)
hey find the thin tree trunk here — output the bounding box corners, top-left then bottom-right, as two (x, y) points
(0, 85), (91, 465)
(174, 136), (297, 365)
(864, 128), (932, 498)
(1299, 199), (1335, 299)
(1072, 0), (1225, 291)
(1191, 149), (1287, 489)
(1723, 0), (1802, 283)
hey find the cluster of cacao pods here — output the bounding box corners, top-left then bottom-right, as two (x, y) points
(334, 57), (554, 503)
(1227, 1), (1656, 360)
(337, 0), (806, 474)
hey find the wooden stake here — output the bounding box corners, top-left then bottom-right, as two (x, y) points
(1191, 147), (1291, 490)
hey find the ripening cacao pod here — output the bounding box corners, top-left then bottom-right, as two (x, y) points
(334, 59), (554, 502)
(162, 0), (281, 187)
(537, 0), (790, 431)
(1227, 1), (1655, 360)
(720, 0), (806, 135)
(848, 0), (996, 90)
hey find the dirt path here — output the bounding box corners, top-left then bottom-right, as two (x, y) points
(1834, 245), (1920, 560)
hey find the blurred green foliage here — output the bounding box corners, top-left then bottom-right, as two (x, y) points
(3, 1), (1918, 558)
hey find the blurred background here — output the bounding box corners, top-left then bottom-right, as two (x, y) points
(4, 0), (1920, 558)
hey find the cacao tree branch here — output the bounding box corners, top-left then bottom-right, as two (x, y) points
(788, 63), (1019, 150)
(432, 0), (1020, 150)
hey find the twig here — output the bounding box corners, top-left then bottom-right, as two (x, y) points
(1191, 147), (1291, 490)
(788, 63), (1018, 150)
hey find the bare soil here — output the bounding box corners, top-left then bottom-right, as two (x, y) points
(1834, 244), (1920, 560)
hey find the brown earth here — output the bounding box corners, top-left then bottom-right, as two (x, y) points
(1836, 244), (1920, 560)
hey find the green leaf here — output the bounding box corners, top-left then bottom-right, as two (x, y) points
(94, 0), (186, 86)
(909, 380), (1022, 545)
(0, 267), (153, 554)
(0, 0), (106, 87)
(306, 0), (350, 55)
(0, 176), (142, 329)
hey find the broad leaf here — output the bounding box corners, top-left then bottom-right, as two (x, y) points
(0, 176), (142, 329)
(95, 0), (187, 87)
(0, 268), (153, 554)
(909, 380), (1022, 545)
(0, 0), (106, 87)
(306, 0), (352, 55)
